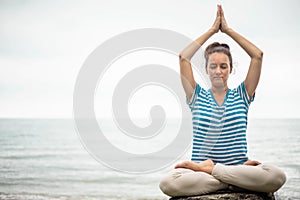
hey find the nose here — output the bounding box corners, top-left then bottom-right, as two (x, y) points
(215, 66), (221, 74)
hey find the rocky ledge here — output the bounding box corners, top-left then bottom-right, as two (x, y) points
(170, 189), (275, 200)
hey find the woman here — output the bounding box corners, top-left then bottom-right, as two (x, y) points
(159, 5), (286, 197)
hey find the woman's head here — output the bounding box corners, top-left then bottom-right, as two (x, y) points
(204, 42), (233, 88)
(205, 42), (233, 71)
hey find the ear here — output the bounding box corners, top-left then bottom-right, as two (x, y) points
(230, 66), (233, 73)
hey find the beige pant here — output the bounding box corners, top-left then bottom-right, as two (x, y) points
(159, 163), (286, 197)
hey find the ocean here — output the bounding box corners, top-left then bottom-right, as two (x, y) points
(0, 119), (299, 200)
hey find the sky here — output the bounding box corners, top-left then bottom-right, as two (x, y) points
(1, 0), (300, 119)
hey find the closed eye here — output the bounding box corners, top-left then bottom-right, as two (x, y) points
(221, 63), (228, 69)
(209, 64), (217, 69)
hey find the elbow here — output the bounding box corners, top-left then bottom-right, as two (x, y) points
(253, 50), (264, 60)
(179, 53), (184, 62)
(179, 53), (190, 63)
(258, 50), (264, 59)
(179, 53), (183, 60)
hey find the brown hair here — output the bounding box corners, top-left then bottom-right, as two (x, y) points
(204, 42), (233, 72)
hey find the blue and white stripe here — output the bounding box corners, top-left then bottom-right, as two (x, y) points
(187, 82), (254, 165)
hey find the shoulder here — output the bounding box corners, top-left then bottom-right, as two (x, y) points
(194, 83), (212, 100)
(229, 82), (254, 106)
(228, 82), (246, 95)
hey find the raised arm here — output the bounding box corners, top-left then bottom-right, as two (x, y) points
(219, 6), (263, 99)
(179, 5), (222, 100)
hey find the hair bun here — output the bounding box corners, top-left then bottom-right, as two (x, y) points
(220, 43), (230, 50)
(206, 42), (230, 52)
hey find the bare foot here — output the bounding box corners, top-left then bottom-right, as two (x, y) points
(175, 159), (215, 174)
(175, 161), (201, 171)
(243, 160), (261, 166)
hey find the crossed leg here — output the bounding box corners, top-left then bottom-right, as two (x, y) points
(212, 163), (286, 193)
(159, 167), (228, 197)
(159, 160), (286, 197)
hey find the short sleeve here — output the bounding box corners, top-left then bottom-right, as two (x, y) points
(237, 81), (255, 107)
(186, 83), (201, 110)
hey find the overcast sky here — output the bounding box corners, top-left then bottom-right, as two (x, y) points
(1, 0), (299, 119)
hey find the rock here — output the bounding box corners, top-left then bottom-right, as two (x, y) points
(170, 189), (275, 200)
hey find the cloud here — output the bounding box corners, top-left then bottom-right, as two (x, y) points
(0, 0), (299, 118)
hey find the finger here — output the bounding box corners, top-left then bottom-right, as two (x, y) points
(216, 5), (220, 17)
(220, 6), (225, 17)
(217, 5), (221, 16)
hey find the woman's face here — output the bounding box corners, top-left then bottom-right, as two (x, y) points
(206, 52), (231, 88)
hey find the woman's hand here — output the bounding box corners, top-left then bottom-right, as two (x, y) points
(218, 5), (263, 100)
(219, 5), (231, 33)
(211, 5), (221, 33)
(243, 160), (261, 166)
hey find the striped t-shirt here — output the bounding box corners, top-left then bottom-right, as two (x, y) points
(187, 82), (254, 165)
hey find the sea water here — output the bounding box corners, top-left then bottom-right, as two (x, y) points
(0, 119), (299, 200)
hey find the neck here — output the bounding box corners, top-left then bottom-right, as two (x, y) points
(211, 85), (228, 94)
